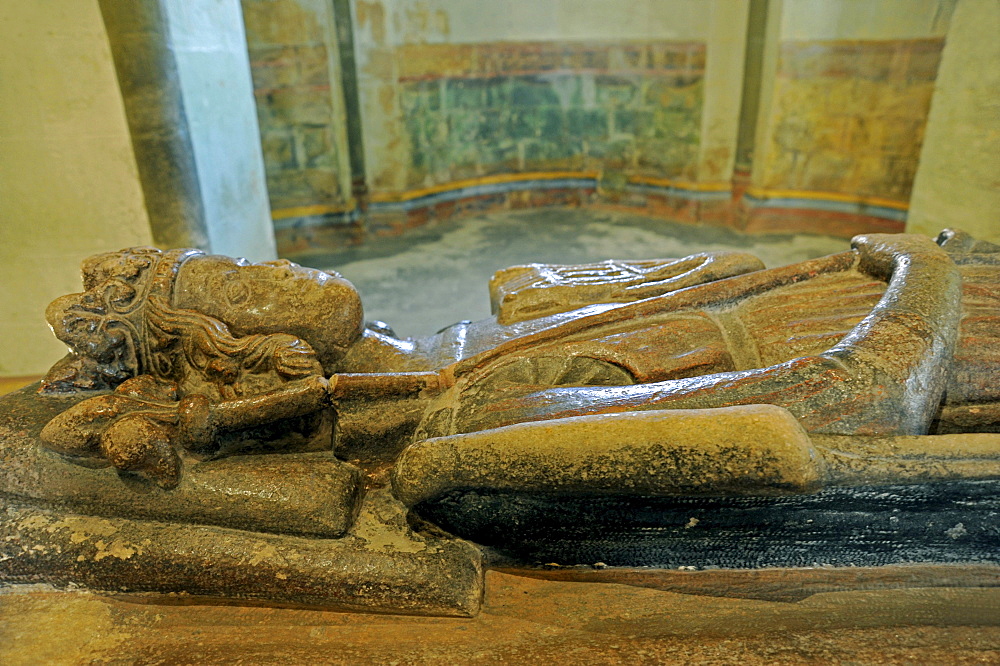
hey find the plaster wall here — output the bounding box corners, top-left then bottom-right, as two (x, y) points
(242, 0), (355, 226)
(907, 0), (1000, 242)
(246, 0), (988, 254)
(0, 1), (153, 377)
(360, 0), (713, 47)
(698, 2), (750, 183)
(748, 0), (783, 187)
(779, 0), (955, 40)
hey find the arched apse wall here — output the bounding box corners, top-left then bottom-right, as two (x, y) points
(742, 0), (954, 236)
(907, 0), (1000, 243)
(240, 0), (993, 257)
(251, 0), (751, 254)
(352, 0), (748, 231)
(241, 0), (359, 249)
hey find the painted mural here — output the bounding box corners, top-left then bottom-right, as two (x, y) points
(334, 38), (709, 236)
(241, 0), (354, 225)
(743, 37), (944, 236)
(393, 41), (704, 188)
(765, 38), (942, 202)
(234, 0), (965, 255)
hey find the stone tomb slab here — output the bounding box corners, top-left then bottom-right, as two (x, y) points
(0, 385), (483, 616)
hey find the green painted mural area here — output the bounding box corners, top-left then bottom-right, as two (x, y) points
(397, 42), (705, 186)
(242, 0), (351, 215)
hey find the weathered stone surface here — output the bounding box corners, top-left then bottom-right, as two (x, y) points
(4, 229), (999, 615)
(434, 233), (978, 440)
(488, 252), (765, 324)
(2, 570), (999, 664)
(0, 488), (483, 616)
(395, 404), (1000, 509)
(394, 405), (825, 506)
(0, 385), (361, 538)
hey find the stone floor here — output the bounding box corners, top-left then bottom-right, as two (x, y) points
(307, 207), (847, 338)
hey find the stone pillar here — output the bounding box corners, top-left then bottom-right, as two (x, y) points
(733, 0), (770, 177)
(697, 0), (751, 184)
(98, 0), (209, 251)
(100, 0), (277, 259)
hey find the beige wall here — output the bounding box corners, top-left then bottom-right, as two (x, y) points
(907, 0), (1000, 242)
(779, 0), (954, 40)
(242, 0), (355, 218)
(361, 0), (714, 46)
(0, 1), (152, 377)
(749, 0), (784, 187)
(698, 0), (750, 182)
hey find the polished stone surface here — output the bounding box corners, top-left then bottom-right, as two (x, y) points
(310, 207), (846, 338)
(3, 212), (997, 661)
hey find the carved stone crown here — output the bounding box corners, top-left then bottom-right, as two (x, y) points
(85, 247), (202, 372)
(44, 247), (205, 389)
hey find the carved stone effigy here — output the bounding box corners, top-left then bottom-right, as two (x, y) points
(1, 229), (999, 615)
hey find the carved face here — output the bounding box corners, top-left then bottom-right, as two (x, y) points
(172, 256), (364, 374)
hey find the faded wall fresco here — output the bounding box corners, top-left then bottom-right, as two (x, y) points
(347, 0), (748, 233)
(762, 38), (943, 203)
(246, 0), (751, 253)
(234, 0), (979, 255)
(241, 0), (353, 221)
(394, 41), (705, 187)
(739, 0), (954, 236)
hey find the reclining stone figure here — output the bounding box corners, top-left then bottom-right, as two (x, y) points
(1, 227), (998, 614)
(36, 229), (1000, 488)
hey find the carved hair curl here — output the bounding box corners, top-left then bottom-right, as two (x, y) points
(42, 247), (321, 396)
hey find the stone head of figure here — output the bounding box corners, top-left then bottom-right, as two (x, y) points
(43, 247), (364, 396)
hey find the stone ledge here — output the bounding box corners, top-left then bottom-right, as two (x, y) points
(0, 386), (361, 539)
(0, 489), (483, 617)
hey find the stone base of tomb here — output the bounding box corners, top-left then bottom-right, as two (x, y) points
(0, 493), (484, 617)
(3, 382), (1000, 619)
(0, 385), (483, 616)
(3, 568), (999, 663)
